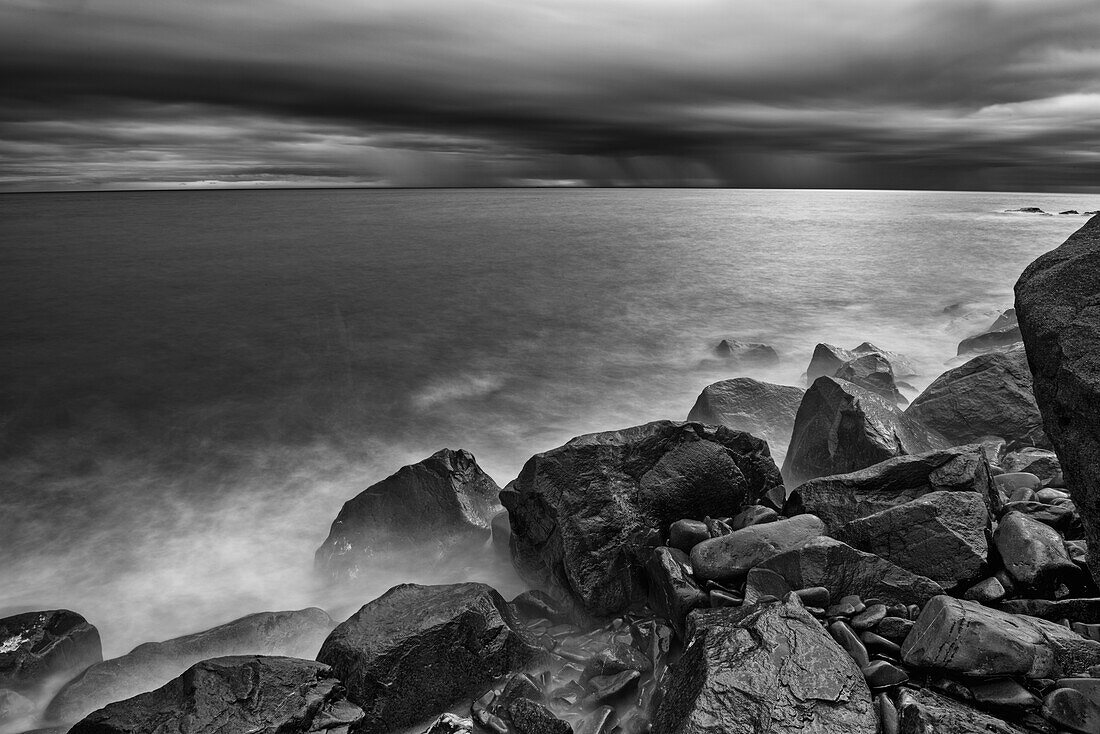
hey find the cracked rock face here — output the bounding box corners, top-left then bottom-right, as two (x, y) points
(652, 600), (877, 734)
(501, 420), (783, 616)
(67, 655), (364, 734)
(317, 582), (538, 734)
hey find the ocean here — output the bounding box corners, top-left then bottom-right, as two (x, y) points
(0, 188), (1094, 657)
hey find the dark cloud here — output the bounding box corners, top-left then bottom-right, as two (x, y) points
(1, 0), (1099, 189)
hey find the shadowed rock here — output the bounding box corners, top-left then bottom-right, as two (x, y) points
(45, 608), (334, 726)
(782, 377), (949, 488)
(315, 449), (502, 580)
(957, 325), (1023, 355)
(501, 421), (782, 616)
(686, 378), (805, 462)
(1015, 214), (1100, 586)
(905, 347), (1047, 449)
(67, 656), (363, 734)
(317, 583), (537, 734)
(653, 600), (876, 734)
(0, 610), (101, 697)
(897, 687), (1027, 734)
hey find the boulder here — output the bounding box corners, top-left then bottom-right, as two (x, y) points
(901, 595), (1100, 678)
(851, 342), (918, 377)
(1015, 214), (1100, 586)
(807, 343), (916, 383)
(782, 377), (949, 487)
(957, 325), (1023, 355)
(316, 583), (537, 734)
(501, 421), (782, 616)
(834, 353), (907, 405)
(652, 600), (876, 734)
(835, 491), (988, 589)
(45, 607), (334, 725)
(896, 687), (1028, 734)
(992, 511), (1080, 593)
(758, 537), (943, 607)
(0, 610), (101, 697)
(686, 378), (805, 462)
(67, 655), (363, 734)
(904, 347), (1047, 450)
(788, 445), (999, 532)
(713, 340), (780, 366)
(689, 515), (825, 583)
(315, 449), (502, 580)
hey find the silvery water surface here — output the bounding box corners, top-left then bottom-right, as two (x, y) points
(0, 188), (1095, 657)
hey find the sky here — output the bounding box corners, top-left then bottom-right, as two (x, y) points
(2, 0), (1100, 191)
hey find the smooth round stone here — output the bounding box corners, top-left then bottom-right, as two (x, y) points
(1038, 488), (1072, 504)
(730, 505), (779, 530)
(876, 692), (899, 734)
(996, 472), (1043, 494)
(963, 577), (1007, 605)
(826, 601), (858, 617)
(794, 586), (830, 608)
(851, 603), (887, 631)
(668, 519), (710, 553)
(861, 660), (908, 690)
(860, 630), (902, 659)
(1043, 687), (1100, 733)
(876, 617), (915, 643)
(828, 620), (870, 668)
(969, 677), (1042, 711)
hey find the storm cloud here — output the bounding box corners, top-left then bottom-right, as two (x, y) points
(2, 0), (1099, 190)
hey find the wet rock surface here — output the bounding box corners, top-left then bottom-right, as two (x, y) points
(834, 352), (908, 405)
(686, 378), (805, 462)
(689, 514), (825, 583)
(0, 610), (101, 698)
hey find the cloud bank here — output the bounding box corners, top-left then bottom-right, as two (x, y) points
(2, 0), (1099, 190)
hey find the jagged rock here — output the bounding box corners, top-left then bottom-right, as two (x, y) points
(1000, 598), (1100, 623)
(901, 595), (1100, 678)
(45, 607), (333, 725)
(993, 511), (1080, 593)
(315, 449), (502, 579)
(782, 377), (949, 487)
(317, 583), (537, 734)
(67, 655), (363, 734)
(897, 687), (1028, 734)
(686, 378), (805, 462)
(0, 610), (101, 697)
(1016, 215), (1100, 587)
(788, 445), (999, 532)
(689, 514), (825, 583)
(501, 421), (782, 616)
(713, 340), (780, 366)
(807, 343), (916, 383)
(835, 491), (988, 589)
(645, 547), (707, 637)
(758, 536), (943, 607)
(958, 325), (1023, 355)
(905, 348), (1047, 449)
(652, 600), (877, 734)
(835, 353), (907, 405)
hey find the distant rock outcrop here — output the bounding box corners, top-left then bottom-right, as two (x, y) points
(713, 339), (780, 366)
(686, 378), (804, 461)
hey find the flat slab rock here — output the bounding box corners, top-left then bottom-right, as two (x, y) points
(67, 655), (363, 734)
(653, 599), (876, 734)
(0, 610), (102, 696)
(45, 607), (334, 725)
(902, 595), (1100, 679)
(501, 420), (782, 616)
(316, 582), (538, 734)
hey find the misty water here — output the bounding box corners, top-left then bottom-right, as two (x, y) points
(0, 188), (1095, 658)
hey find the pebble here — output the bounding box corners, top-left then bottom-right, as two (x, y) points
(969, 677), (1042, 712)
(861, 660), (908, 690)
(876, 692), (899, 734)
(828, 620), (870, 668)
(668, 519), (709, 553)
(794, 586), (830, 608)
(860, 630), (902, 659)
(875, 616), (915, 643)
(962, 577), (1006, 605)
(851, 603), (887, 630)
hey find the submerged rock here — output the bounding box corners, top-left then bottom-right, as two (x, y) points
(713, 339), (780, 366)
(45, 607), (334, 725)
(1016, 214), (1100, 587)
(67, 655), (363, 734)
(686, 378), (805, 462)
(0, 610), (101, 697)
(782, 377), (948, 488)
(501, 421), (782, 616)
(316, 583), (537, 734)
(653, 600), (876, 734)
(315, 449), (502, 580)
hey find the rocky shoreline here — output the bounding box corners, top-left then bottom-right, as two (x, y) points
(3, 215), (1100, 734)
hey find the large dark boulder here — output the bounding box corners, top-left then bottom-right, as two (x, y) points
(686, 378), (805, 462)
(1016, 214), (1100, 586)
(904, 347), (1047, 449)
(315, 449), (502, 580)
(0, 610), (101, 697)
(788, 445), (998, 532)
(316, 583), (537, 734)
(782, 377), (948, 488)
(45, 608), (333, 725)
(68, 655), (363, 734)
(501, 421), (783, 616)
(652, 600), (876, 734)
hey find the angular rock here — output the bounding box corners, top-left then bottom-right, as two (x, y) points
(689, 514), (825, 583)
(316, 449), (502, 579)
(686, 378), (805, 463)
(1016, 215), (1100, 587)
(45, 607), (333, 725)
(808, 343), (917, 384)
(713, 340), (780, 366)
(958, 325), (1023, 355)
(0, 610), (101, 697)
(653, 601), (877, 734)
(835, 491), (988, 589)
(317, 583), (537, 734)
(1002, 448), (1060, 481)
(962, 576), (1006, 604)
(67, 655), (363, 734)
(645, 548), (707, 637)
(993, 510), (1080, 593)
(835, 353), (907, 405)
(788, 445), (999, 532)
(783, 377), (949, 487)
(905, 347), (1047, 450)
(999, 597), (1100, 623)
(759, 536), (943, 607)
(901, 595), (1100, 678)
(501, 421), (782, 616)
(897, 687), (1028, 734)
